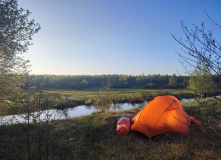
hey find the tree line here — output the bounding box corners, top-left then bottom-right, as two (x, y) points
(31, 74), (190, 90)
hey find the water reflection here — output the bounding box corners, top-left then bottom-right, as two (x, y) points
(180, 98), (195, 102)
(0, 102), (147, 125)
(0, 97), (195, 125)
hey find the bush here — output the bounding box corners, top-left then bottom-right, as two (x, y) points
(143, 83), (157, 89)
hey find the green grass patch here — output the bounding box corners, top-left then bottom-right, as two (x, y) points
(1, 104), (220, 159)
(40, 87), (195, 108)
(40, 87), (193, 98)
(0, 88), (195, 116)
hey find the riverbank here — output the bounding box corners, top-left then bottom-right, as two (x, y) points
(1, 98), (202, 125)
(0, 88), (195, 116)
(0, 100), (220, 159)
(43, 88), (196, 109)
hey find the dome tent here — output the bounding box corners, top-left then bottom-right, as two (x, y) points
(130, 95), (201, 138)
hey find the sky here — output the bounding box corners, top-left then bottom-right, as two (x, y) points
(17, 0), (221, 76)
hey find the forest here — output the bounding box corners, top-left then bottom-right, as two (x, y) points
(32, 74), (189, 90)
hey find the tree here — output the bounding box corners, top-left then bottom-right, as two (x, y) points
(189, 61), (217, 98)
(0, 0), (41, 104)
(81, 79), (88, 88)
(94, 77), (113, 112)
(172, 14), (221, 148)
(0, 0), (40, 57)
(172, 13), (221, 102)
(169, 74), (178, 87)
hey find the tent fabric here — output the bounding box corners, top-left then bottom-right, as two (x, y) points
(130, 95), (201, 138)
(116, 117), (130, 135)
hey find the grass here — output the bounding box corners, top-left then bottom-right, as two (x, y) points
(40, 87), (195, 108)
(0, 99), (220, 160)
(40, 87), (193, 98)
(0, 87), (194, 117)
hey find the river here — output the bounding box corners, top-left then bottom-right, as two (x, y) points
(0, 98), (195, 125)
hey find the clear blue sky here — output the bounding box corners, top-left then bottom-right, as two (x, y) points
(18, 0), (221, 75)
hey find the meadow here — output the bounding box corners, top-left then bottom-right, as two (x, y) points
(41, 87), (193, 97)
(1, 86), (220, 159)
(39, 87), (195, 109)
(0, 98), (220, 160)
(0, 87), (194, 117)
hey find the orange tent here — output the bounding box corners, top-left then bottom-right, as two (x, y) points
(130, 95), (201, 138)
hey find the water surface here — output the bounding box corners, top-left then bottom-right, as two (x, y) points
(0, 102), (147, 125)
(0, 97), (195, 125)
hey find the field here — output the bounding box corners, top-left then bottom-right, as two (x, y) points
(40, 87), (193, 97)
(0, 87), (194, 117)
(39, 87), (195, 109)
(0, 98), (220, 159)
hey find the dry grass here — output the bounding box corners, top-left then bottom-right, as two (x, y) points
(0, 106), (220, 160)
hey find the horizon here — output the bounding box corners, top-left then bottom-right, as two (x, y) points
(28, 73), (187, 77)
(18, 0), (221, 75)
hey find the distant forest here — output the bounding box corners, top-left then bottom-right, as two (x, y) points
(31, 74), (190, 90)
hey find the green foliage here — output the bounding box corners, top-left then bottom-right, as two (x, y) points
(93, 77), (113, 112)
(172, 18), (221, 103)
(81, 79), (88, 87)
(0, 0), (40, 113)
(169, 74), (178, 87)
(144, 83), (157, 89)
(189, 61), (217, 98)
(30, 74), (191, 90)
(0, 0), (41, 56)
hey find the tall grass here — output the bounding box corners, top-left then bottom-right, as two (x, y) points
(85, 89), (195, 106)
(0, 101), (220, 159)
